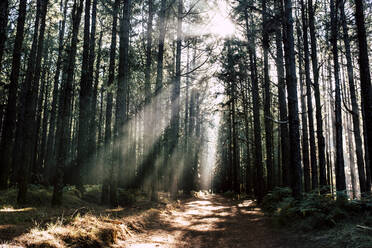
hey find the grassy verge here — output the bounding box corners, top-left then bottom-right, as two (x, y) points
(261, 187), (372, 248)
(0, 185), (171, 248)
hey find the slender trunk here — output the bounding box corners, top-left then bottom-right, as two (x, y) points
(87, 0), (98, 176)
(169, 0), (182, 199)
(89, 28), (102, 183)
(77, 0), (92, 189)
(45, 0), (68, 183)
(113, 0), (131, 207)
(0, 0), (27, 189)
(102, 0), (119, 205)
(39, 47), (51, 180)
(301, 0), (317, 190)
(297, 22), (311, 192)
(144, 0), (154, 149)
(35, 33), (51, 176)
(283, 0), (302, 198)
(52, 0), (84, 206)
(262, 0), (273, 191)
(16, 0), (46, 204)
(330, 0), (346, 194)
(308, 0), (327, 188)
(354, 0), (372, 180)
(245, 8), (264, 202)
(275, 1), (290, 187)
(339, 0), (367, 194)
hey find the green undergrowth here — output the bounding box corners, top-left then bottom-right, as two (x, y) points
(222, 190), (250, 200)
(0, 184), (156, 227)
(0, 185), (173, 247)
(262, 187), (372, 248)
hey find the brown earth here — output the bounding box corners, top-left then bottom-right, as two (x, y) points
(119, 195), (310, 248)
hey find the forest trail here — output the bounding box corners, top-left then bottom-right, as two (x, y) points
(120, 195), (305, 248)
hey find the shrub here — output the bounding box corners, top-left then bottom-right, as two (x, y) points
(262, 187), (351, 231)
(117, 189), (137, 206)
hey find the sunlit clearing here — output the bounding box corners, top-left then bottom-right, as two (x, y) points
(0, 207), (35, 212)
(105, 207), (125, 213)
(238, 200), (254, 208)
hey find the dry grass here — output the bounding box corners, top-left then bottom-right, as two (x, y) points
(9, 208), (166, 248)
(0, 186), (172, 248)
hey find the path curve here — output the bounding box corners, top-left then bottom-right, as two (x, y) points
(120, 195), (303, 248)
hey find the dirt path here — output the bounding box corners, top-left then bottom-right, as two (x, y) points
(119, 195), (304, 248)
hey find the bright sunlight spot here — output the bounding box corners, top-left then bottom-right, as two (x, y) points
(185, 0), (236, 38)
(207, 0), (235, 38)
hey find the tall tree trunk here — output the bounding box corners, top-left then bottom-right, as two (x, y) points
(35, 33), (51, 176)
(15, 0), (45, 203)
(308, 0), (327, 188)
(330, 0), (346, 195)
(102, 0), (119, 205)
(152, 0), (168, 198)
(39, 43), (51, 180)
(339, 0), (367, 194)
(245, 8), (264, 202)
(87, 0), (98, 178)
(354, 0), (372, 178)
(297, 21), (311, 192)
(45, 0), (68, 183)
(262, 0), (273, 191)
(77, 0), (92, 190)
(52, 0), (84, 206)
(275, 0), (290, 187)
(114, 0), (131, 207)
(144, 0), (154, 149)
(0, 0), (27, 189)
(283, 0), (303, 198)
(301, 0), (317, 190)
(169, 0), (182, 199)
(89, 28), (102, 183)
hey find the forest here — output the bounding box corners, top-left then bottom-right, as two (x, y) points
(0, 0), (371, 247)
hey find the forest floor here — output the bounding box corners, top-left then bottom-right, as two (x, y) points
(118, 194), (311, 248)
(0, 187), (371, 247)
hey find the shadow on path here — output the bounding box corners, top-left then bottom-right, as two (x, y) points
(120, 194), (306, 248)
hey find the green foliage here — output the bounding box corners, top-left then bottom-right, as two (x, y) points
(261, 187), (354, 231)
(261, 187), (293, 214)
(223, 191), (236, 199)
(81, 185), (101, 204)
(117, 189), (138, 206)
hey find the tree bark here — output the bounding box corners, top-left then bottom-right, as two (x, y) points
(45, 0), (68, 183)
(330, 0), (346, 194)
(245, 8), (264, 202)
(297, 21), (311, 192)
(354, 0), (372, 180)
(15, 0), (46, 204)
(113, 0), (131, 207)
(275, 0), (290, 187)
(169, 0), (182, 199)
(52, 0), (84, 206)
(77, 0), (92, 190)
(283, 0), (303, 198)
(301, 0), (317, 190)
(308, 0), (327, 188)
(262, 0), (273, 191)
(339, 0), (367, 194)
(102, 0), (119, 205)
(0, 0), (27, 189)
